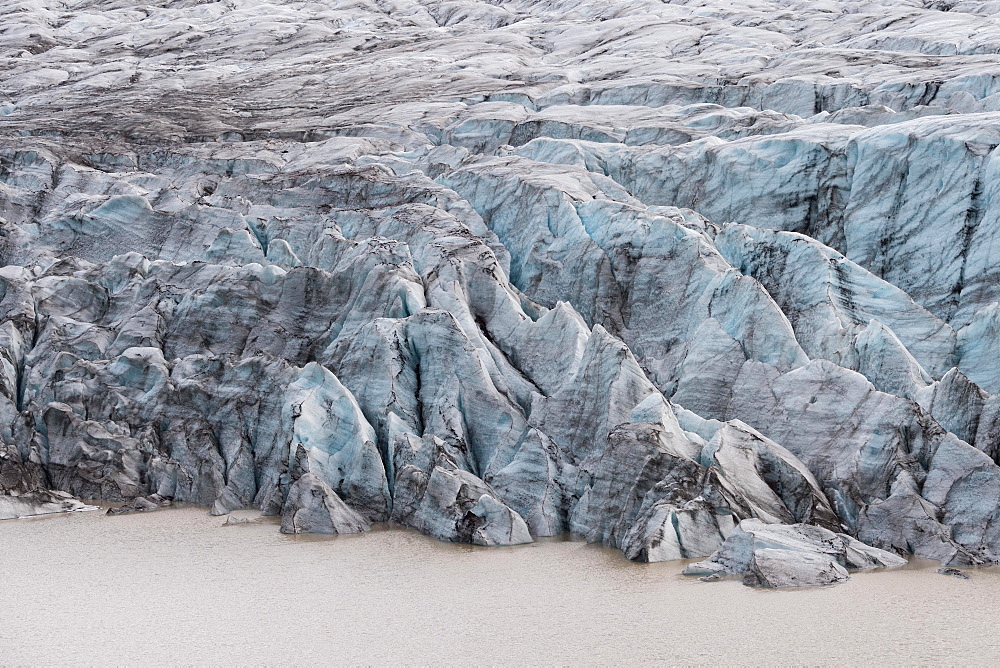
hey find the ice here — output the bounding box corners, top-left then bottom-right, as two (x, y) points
(1, 0), (1000, 581)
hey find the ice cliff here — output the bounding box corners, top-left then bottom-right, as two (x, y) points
(3, 0), (1000, 585)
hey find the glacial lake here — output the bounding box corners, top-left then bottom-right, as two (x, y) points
(3, 506), (999, 665)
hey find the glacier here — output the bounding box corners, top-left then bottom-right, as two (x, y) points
(3, 0), (1000, 587)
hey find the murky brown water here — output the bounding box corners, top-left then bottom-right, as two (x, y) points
(2, 506), (999, 665)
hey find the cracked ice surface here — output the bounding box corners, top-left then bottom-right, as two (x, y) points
(3, 0), (1000, 584)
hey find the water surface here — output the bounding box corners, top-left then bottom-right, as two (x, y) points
(3, 507), (998, 664)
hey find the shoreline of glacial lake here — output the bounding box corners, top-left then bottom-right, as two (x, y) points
(3, 505), (999, 665)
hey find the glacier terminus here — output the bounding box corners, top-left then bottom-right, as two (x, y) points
(3, 0), (1000, 590)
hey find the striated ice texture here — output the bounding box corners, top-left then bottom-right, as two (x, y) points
(3, 0), (1000, 585)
